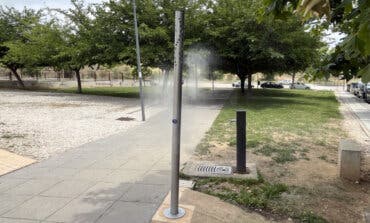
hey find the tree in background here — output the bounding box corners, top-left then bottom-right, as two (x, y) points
(205, 0), (322, 93)
(275, 18), (322, 84)
(264, 0), (370, 82)
(0, 7), (42, 87)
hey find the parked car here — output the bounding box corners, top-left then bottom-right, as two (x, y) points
(349, 83), (359, 93)
(358, 84), (366, 99)
(232, 81), (254, 88)
(289, 82), (310, 90)
(354, 82), (364, 96)
(278, 80), (292, 85)
(364, 82), (370, 103)
(261, 82), (283, 89)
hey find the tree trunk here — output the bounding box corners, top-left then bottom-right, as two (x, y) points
(292, 72), (296, 85)
(247, 73), (252, 94)
(108, 71), (112, 86)
(211, 72), (215, 91)
(240, 76), (246, 94)
(75, 69), (82, 93)
(9, 67), (25, 88)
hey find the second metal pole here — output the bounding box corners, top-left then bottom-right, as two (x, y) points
(133, 0), (146, 121)
(164, 10), (185, 219)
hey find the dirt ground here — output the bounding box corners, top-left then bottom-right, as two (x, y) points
(192, 100), (370, 222)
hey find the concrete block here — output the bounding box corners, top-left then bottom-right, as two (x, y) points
(152, 189), (195, 223)
(152, 204), (195, 223)
(339, 140), (362, 181)
(365, 207), (370, 223)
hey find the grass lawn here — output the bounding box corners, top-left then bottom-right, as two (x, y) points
(29, 85), (210, 99)
(40, 86), (143, 98)
(186, 89), (370, 222)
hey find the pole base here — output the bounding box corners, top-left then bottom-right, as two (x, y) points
(163, 207), (186, 219)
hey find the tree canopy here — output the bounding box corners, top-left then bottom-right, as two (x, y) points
(264, 0), (370, 82)
(0, 0), (328, 92)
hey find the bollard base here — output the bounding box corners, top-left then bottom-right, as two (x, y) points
(163, 207), (186, 219)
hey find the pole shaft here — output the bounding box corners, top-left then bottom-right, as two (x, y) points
(236, 110), (247, 173)
(133, 0), (145, 121)
(170, 10), (184, 216)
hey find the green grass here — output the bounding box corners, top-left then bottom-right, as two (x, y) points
(43, 86), (143, 98)
(194, 174), (289, 212)
(30, 85), (212, 99)
(203, 89), (343, 163)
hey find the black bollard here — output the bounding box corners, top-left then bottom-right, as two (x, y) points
(236, 110), (247, 173)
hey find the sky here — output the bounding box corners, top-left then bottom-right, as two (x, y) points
(1, 0), (345, 48)
(0, 0), (105, 10)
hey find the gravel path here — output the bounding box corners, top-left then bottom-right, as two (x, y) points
(0, 89), (162, 160)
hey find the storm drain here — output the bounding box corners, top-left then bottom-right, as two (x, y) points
(196, 165), (232, 175)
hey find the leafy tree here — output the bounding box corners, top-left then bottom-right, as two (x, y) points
(0, 7), (42, 87)
(275, 18), (322, 84)
(53, 0), (96, 93)
(264, 0), (370, 82)
(205, 0), (321, 93)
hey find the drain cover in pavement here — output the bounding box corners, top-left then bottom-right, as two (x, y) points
(196, 165), (232, 175)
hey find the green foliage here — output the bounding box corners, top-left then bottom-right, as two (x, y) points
(196, 176), (287, 209)
(204, 0), (322, 92)
(263, 0), (369, 82)
(0, 7), (43, 69)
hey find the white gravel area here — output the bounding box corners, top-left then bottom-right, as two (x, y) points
(0, 89), (162, 160)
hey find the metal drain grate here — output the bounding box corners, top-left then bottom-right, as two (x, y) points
(196, 165), (232, 175)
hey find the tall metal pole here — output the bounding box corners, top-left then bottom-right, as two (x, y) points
(133, 0), (145, 121)
(163, 10), (185, 219)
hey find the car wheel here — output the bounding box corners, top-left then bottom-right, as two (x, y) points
(305, 87), (309, 90)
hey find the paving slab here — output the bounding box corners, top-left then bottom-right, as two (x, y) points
(80, 182), (133, 201)
(2, 196), (71, 220)
(46, 197), (113, 223)
(3, 179), (61, 196)
(120, 183), (170, 203)
(40, 180), (96, 198)
(0, 178), (27, 192)
(0, 194), (32, 215)
(96, 201), (158, 223)
(0, 218), (38, 223)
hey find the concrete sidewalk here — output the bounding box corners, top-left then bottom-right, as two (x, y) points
(0, 89), (230, 223)
(336, 90), (370, 139)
